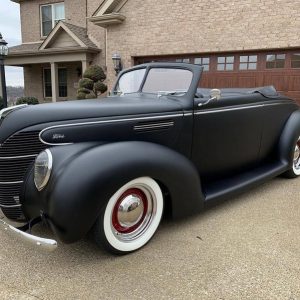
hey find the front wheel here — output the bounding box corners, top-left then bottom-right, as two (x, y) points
(283, 137), (300, 178)
(92, 177), (164, 255)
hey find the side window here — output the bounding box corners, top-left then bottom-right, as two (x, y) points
(217, 56), (234, 71)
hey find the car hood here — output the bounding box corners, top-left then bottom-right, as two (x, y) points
(0, 94), (183, 142)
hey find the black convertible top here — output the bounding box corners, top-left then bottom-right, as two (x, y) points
(197, 86), (279, 99)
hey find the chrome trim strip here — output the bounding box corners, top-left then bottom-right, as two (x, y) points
(134, 121), (174, 131)
(39, 113), (183, 145)
(0, 204), (22, 208)
(0, 181), (23, 185)
(0, 218), (58, 252)
(0, 154), (37, 160)
(194, 101), (291, 115)
(194, 104), (263, 114)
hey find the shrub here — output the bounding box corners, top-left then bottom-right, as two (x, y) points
(16, 96), (39, 105)
(83, 65), (106, 82)
(77, 65), (107, 99)
(79, 78), (94, 90)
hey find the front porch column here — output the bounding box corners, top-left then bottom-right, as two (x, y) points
(50, 62), (59, 102)
(81, 60), (88, 75)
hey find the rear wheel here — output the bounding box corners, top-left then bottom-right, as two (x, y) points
(283, 137), (300, 178)
(92, 177), (164, 255)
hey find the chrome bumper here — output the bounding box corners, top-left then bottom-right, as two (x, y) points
(0, 218), (58, 252)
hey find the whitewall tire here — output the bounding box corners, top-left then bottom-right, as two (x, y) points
(283, 137), (300, 178)
(92, 177), (164, 254)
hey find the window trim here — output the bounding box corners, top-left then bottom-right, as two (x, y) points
(265, 53), (286, 69)
(40, 2), (65, 38)
(194, 57), (210, 71)
(217, 56), (235, 72)
(239, 55), (258, 71)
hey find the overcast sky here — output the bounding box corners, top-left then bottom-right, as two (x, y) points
(0, 0), (24, 86)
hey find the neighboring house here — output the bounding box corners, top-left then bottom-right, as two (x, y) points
(6, 0), (300, 103)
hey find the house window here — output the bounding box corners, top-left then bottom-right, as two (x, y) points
(176, 58), (190, 63)
(43, 68), (68, 98)
(58, 68), (68, 97)
(43, 69), (52, 98)
(41, 2), (65, 37)
(266, 54), (286, 69)
(239, 55), (257, 70)
(291, 54), (300, 68)
(194, 57), (210, 71)
(217, 56), (234, 71)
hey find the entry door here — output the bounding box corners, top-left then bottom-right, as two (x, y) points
(191, 98), (264, 182)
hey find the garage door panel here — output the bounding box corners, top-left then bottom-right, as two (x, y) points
(262, 74), (286, 90)
(286, 75), (300, 91)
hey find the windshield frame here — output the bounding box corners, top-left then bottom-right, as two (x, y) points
(111, 62), (203, 101)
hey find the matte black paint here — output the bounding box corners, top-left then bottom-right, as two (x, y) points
(0, 62), (299, 244)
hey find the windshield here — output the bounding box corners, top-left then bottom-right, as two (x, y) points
(115, 67), (193, 95)
(116, 68), (146, 94)
(142, 68), (193, 94)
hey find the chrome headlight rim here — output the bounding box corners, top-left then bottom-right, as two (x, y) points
(34, 149), (53, 191)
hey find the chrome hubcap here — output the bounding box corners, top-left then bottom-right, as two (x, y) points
(117, 194), (144, 227)
(111, 186), (155, 242)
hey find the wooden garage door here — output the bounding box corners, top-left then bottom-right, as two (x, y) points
(135, 50), (300, 104)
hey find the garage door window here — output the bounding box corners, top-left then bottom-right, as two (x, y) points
(291, 54), (300, 68)
(217, 56), (234, 71)
(194, 57), (210, 71)
(266, 54), (286, 69)
(239, 55), (257, 70)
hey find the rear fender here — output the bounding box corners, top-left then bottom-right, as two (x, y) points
(278, 110), (300, 166)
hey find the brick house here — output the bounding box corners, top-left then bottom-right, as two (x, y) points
(6, 0), (300, 103)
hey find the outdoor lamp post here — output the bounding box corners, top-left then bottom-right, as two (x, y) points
(0, 33), (8, 108)
(112, 53), (122, 76)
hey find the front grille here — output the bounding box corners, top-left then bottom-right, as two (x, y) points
(0, 131), (47, 221)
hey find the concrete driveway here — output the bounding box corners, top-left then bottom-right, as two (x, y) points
(0, 177), (300, 300)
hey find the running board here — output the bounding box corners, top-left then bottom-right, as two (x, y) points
(203, 161), (289, 206)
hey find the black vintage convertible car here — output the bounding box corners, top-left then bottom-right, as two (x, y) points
(1, 63), (300, 254)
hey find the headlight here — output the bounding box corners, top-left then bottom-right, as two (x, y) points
(34, 149), (53, 191)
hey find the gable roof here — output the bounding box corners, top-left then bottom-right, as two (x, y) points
(89, 0), (128, 27)
(39, 21), (98, 51)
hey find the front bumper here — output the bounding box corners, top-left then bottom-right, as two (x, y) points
(0, 218), (58, 252)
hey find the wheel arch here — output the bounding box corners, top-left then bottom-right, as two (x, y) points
(44, 141), (204, 243)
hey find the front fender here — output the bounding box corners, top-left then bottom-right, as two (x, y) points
(24, 142), (204, 243)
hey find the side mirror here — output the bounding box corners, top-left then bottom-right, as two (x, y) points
(198, 88), (221, 107)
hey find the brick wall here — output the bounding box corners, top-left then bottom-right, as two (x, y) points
(104, 0), (300, 87)
(20, 0), (88, 43)
(87, 0), (106, 68)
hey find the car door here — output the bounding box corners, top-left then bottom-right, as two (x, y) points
(192, 94), (264, 182)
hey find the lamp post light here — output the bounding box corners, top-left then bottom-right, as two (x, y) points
(0, 33), (9, 108)
(112, 53), (122, 76)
